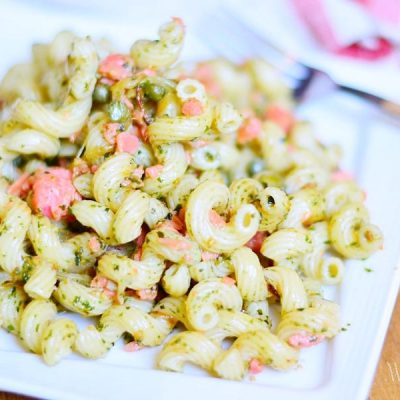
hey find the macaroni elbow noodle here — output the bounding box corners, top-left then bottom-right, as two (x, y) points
(244, 300), (270, 324)
(144, 198), (170, 228)
(153, 296), (189, 328)
(289, 121), (341, 170)
(71, 200), (115, 242)
(0, 63), (41, 102)
(112, 190), (149, 244)
(284, 166), (330, 194)
(145, 228), (201, 264)
(166, 174), (199, 210)
(329, 203), (383, 259)
(205, 310), (269, 344)
(41, 318), (78, 365)
(19, 300), (57, 354)
(213, 330), (299, 380)
(24, 259), (57, 299)
(68, 37), (99, 100)
(230, 247), (267, 302)
(186, 278), (243, 331)
(176, 78), (207, 104)
(301, 222), (344, 285)
(324, 181), (364, 217)
(19, 298), (77, 365)
(0, 283), (27, 334)
(13, 36), (97, 139)
(97, 252), (165, 298)
(190, 144), (221, 171)
(148, 78), (212, 143)
(161, 264), (191, 297)
(199, 169), (225, 184)
(76, 301), (179, 358)
(148, 110), (212, 143)
(28, 216), (103, 272)
(318, 257), (344, 285)
(157, 331), (220, 373)
(276, 299), (341, 346)
(82, 112), (113, 164)
(0, 196), (31, 273)
(258, 187), (290, 232)
(143, 144), (188, 195)
(260, 121), (291, 173)
(213, 102), (243, 134)
(130, 18), (184, 69)
(228, 178), (263, 213)
(100, 304), (175, 346)
(280, 188), (326, 229)
(13, 95), (93, 139)
(186, 181), (260, 253)
(189, 259), (233, 282)
(4, 129), (60, 158)
(264, 267), (308, 314)
(53, 279), (113, 316)
(260, 228), (313, 268)
(92, 153), (138, 212)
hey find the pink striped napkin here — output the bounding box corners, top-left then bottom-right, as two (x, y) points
(292, 0), (399, 60)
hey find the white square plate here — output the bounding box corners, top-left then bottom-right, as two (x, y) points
(1, 2), (400, 399)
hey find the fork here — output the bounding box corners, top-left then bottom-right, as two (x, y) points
(197, 7), (400, 117)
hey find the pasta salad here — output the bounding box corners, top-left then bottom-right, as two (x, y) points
(0, 18), (383, 380)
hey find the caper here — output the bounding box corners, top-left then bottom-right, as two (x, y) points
(93, 83), (110, 104)
(107, 101), (130, 122)
(12, 155), (24, 168)
(141, 80), (166, 101)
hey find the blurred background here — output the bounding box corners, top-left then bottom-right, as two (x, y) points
(1, 0), (399, 103)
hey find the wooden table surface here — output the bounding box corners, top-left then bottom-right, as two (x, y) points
(1, 294), (399, 400)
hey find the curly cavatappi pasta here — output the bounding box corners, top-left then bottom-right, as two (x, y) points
(0, 18), (382, 380)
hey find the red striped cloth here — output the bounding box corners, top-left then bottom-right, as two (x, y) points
(292, 0), (396, 60)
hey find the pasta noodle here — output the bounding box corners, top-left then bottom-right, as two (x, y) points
(329, 202), (383, 259)
(260, 228), (313, 268)
(213, 329), (299, 380)
(186, 180), (260, 253)
(276, 299), (341, 346)
(205, 310), (269, 344)
(97, 251), (165, 300)
(0, 196), (31, 273)
(76, 297), (183, 358)
(143, 143), (188, 195)
(157, 331), (220, 373)
(23, 258), (57, 300)
(186, 278), (243, 331)
(230, 247), (267, 302)
(264, 267), (308, 314)
(189, 259), (233, 282)
(28, 216), (103, 273)
(130, 18), (184, 69)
